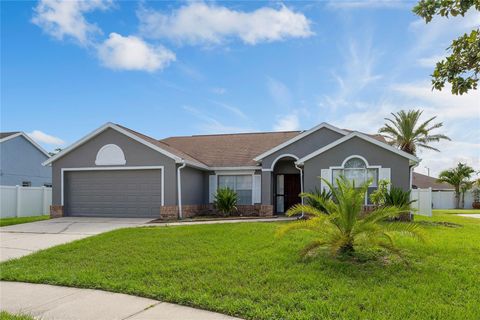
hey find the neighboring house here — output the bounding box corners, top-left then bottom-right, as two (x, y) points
(412, 172), (453, 191)
(44, 122), (419, 219)
(0, 132), (52, 187)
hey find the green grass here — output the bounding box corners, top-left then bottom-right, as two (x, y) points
(0, 215), (49, 227)
(0, 311), (34, 320)
(1, 213), (479, 320)
(433, 209), (480, 214)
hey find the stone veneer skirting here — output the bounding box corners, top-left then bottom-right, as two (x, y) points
(50, 205), (64, 218)
(160, 204), (274, 220)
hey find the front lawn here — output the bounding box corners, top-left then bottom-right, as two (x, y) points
(0, 311), (34, 320)
(433, 209), (480, 214)
(1, 213), (479, 319)
(0, 215), (49, 227)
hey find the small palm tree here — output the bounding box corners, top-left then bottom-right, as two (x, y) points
(437, 163), (475, 209)
(277, 177), (423, 257)
(379, 109), (450, 155)
(213, 187), (238, 216)
(302, 187), (332, 214)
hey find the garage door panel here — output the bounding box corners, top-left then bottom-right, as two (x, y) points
(65, 169), (162, 217)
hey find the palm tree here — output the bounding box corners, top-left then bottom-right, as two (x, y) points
(277, 177), (423, 257)
(460, 180), (474, 209)
(379, 109), (450, 155)
(437, 163), (475, 209)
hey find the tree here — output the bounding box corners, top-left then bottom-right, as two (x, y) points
(460, 180), (474, 208)
(437, 163), (475, 209)
(413, 0), (480, 95)
(277, 177), (423, 258)
(379, 109), (450, 155)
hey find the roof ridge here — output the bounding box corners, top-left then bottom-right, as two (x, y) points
(161, 130), (302, 140)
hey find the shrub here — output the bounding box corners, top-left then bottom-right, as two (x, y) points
(213, 187), (238, 216)
(278, 176), (424, 258)
(370, 179), (390, 206)
(384, 187), (415, 208)
(302, 187), (332, 214)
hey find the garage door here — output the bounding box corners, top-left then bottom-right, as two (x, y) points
(64, 169), (162, 217)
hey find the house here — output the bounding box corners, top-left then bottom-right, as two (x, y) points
(0, 132), (52, 187)
(44, 122), (419, 219)
(412, 172), (453, 191)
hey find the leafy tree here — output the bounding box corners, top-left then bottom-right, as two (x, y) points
(379, 109), (450, 155)
(213, 187), (238, 216)
(413, 0), (480, 95)
(437, 162), (475, 208)
(277, 177), (423, 257)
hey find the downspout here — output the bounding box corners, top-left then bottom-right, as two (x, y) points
(295, 163), (304, 219)
(177, 160), (187, 219)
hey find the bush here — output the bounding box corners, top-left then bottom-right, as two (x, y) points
(384, 187), (415, 208)
(213, 187), (238, 216)
(302, 187), (332, 214)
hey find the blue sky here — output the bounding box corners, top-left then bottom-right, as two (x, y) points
(1, 0), (479, 176)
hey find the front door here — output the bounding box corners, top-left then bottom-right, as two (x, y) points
(275, 174), (301, 214)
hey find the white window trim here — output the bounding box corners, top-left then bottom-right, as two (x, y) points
(296, 131), (420, 164)
(261, 154), (299, 172)
(215, 171), (255, 205)
(329, 155), (381, 205)
(61, 166), (164, 207)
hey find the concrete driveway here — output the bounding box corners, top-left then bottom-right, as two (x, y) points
(0, 217), (152, 262)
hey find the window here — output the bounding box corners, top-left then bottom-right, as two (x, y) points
(332, 157), (378, 188)
(22, 181), (31, 187)
(218, 175), (252, 205)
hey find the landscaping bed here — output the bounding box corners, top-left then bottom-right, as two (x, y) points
(1, 213), (479, 320)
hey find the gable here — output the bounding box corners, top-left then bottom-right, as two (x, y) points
(260, 127), (344, 169)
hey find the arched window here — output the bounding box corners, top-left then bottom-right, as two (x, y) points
(332, 157), (377, 187)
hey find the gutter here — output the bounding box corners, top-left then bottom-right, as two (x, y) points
(294, 163), (305, 219)
(409, 160), (420, 220)
(177, 160), (187, 219)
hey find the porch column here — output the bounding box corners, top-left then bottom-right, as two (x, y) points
(261, 171), (273, 205)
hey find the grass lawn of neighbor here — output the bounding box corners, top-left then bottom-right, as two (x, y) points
(1, 212), (479, 320)
(433, 209), (480, 215)
(0, 311), (34, 320)
(0, 215), (49, 227)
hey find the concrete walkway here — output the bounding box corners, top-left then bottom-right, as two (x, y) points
(0, 281), (241, 320)
(458, 214), (480, 219)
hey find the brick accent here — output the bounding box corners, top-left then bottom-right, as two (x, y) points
(50, 205), (64, 218)
(160, 204), (274, 220)
(160, 205), (178, 220)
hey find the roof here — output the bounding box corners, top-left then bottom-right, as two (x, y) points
(0, 132), (51, 157)
(0, 132), (20, 139)
(161, 131), (299, 167)
(412, 172), (454, 190)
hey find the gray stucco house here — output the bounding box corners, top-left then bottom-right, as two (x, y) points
(0, 132), (52, 187)
(44, 122), (419, 219)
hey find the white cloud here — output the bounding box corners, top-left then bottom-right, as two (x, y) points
(319, 37), (382, 110)
(138, 3), (313, 45)
(97, 33), (176, 72)
(32, 0), (112, 45)
(211, 101), (248, 120)
(327, 0), (408, 9)
(182, 106), (252, 133)
(267, 77), (292, 108)
(273, 113), (300, 131)
(417, 54), (446, 68)
(28, 130), (65, 146)
(211, 87), (227, 95)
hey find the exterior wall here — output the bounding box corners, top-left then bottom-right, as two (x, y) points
(181, 166), (207, 205)
(261, 171), (273, 205)
(0, 136), (51, 186)
(51, 128), (177, 206)
(303, 136), (410, 192)
(261, 127), (344, 169)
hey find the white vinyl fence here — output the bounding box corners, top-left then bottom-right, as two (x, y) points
(411, 188), (432, 216)
(0, 186), (52, 218)
(432, 190), (474, 209)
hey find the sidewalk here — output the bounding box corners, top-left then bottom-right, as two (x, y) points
(0, 281), (241, 320)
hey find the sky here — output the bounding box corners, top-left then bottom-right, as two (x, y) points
(1, 0), (479, 177)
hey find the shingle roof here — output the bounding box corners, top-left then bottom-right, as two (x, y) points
(160, 131), (300, 167)
(115, 124), (208, 167)
(0, 132), (20, 139)
(412, 172), (454, 190)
